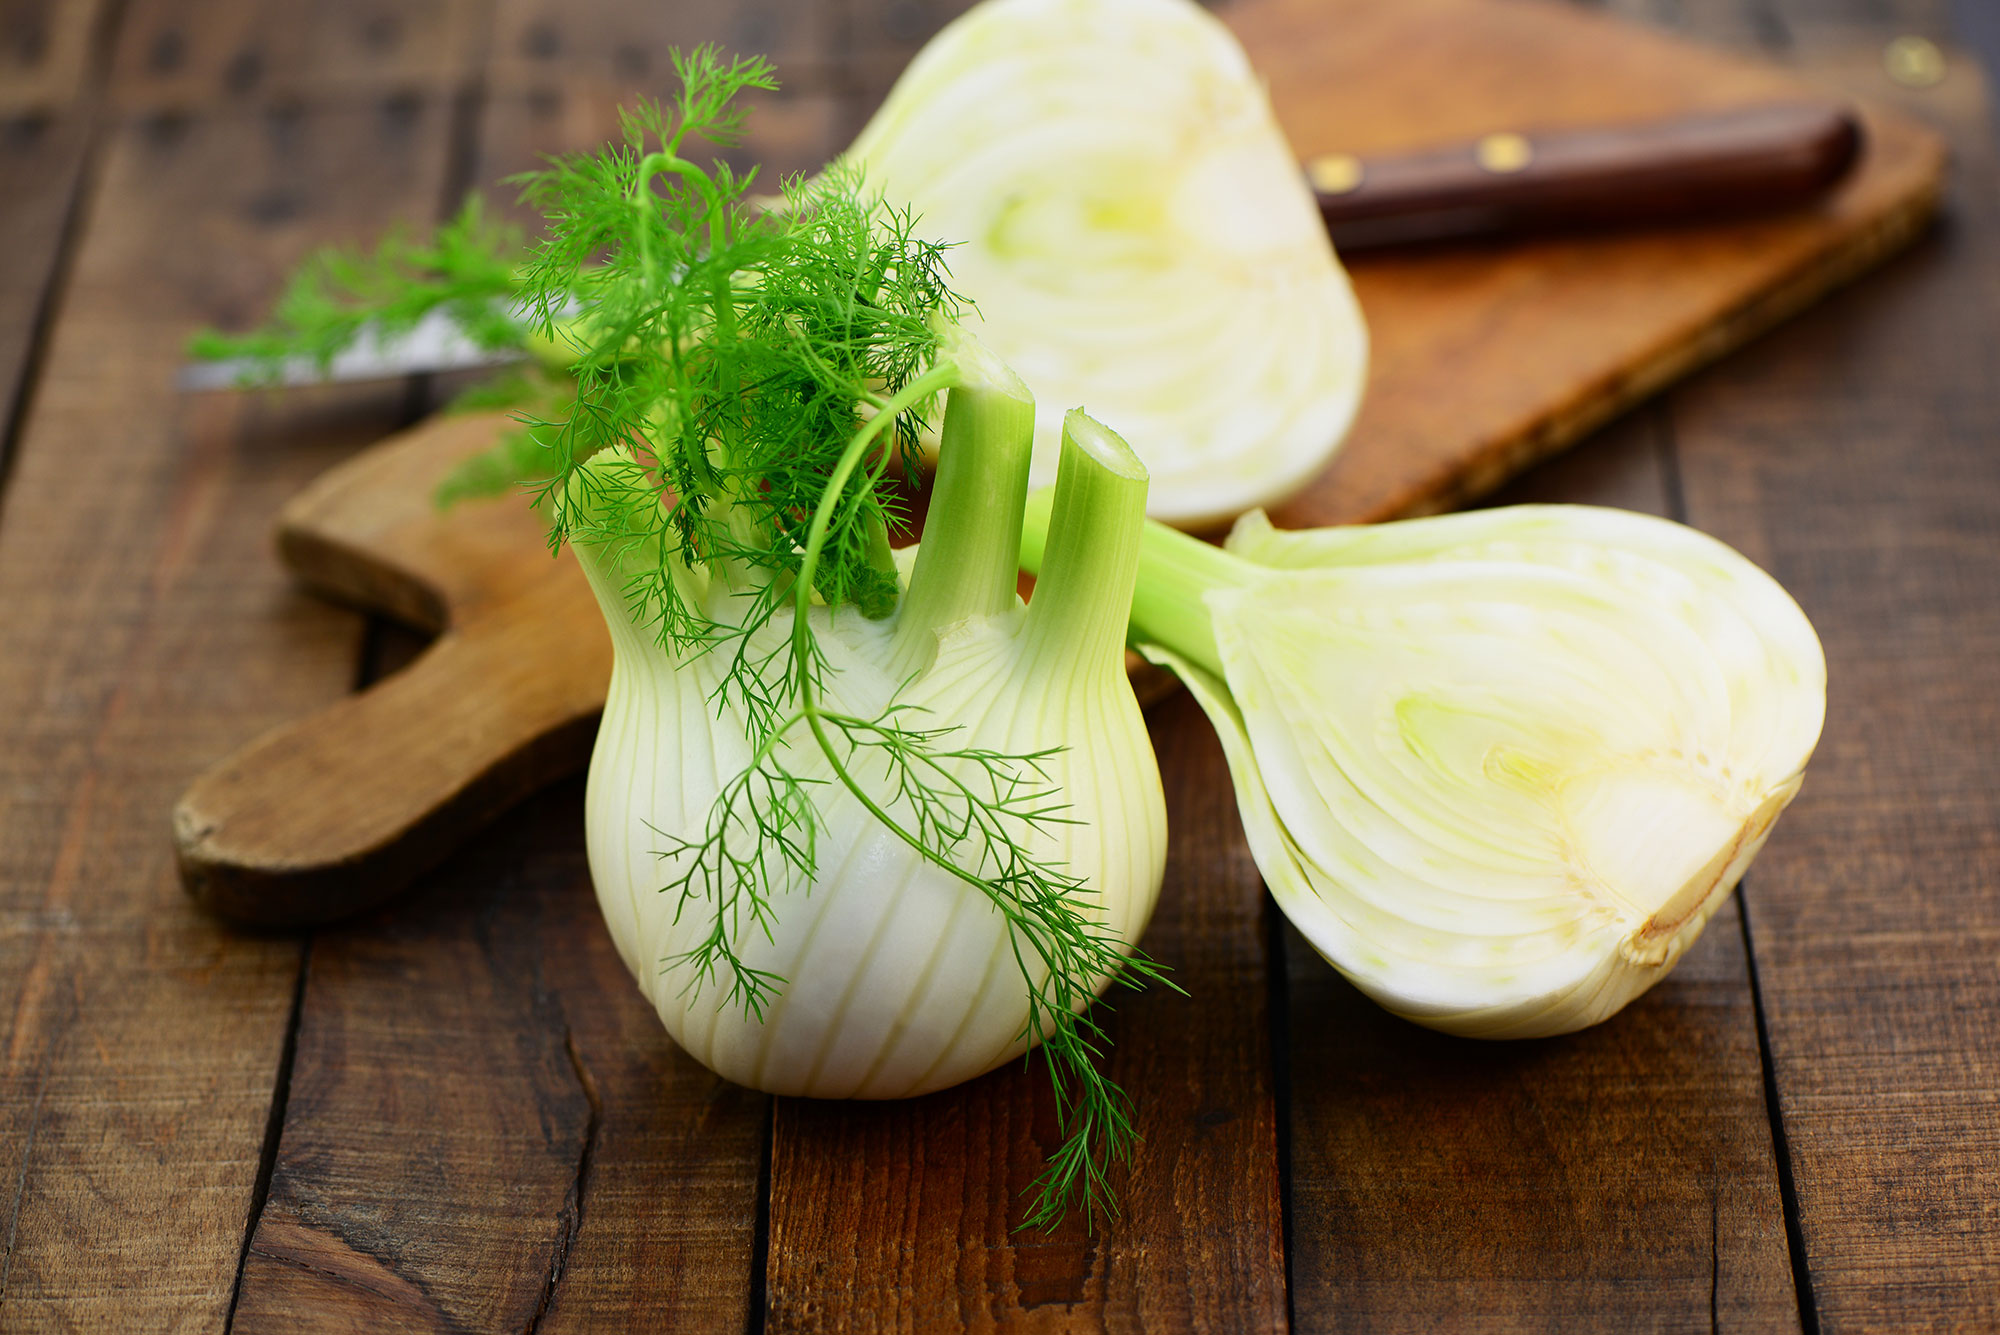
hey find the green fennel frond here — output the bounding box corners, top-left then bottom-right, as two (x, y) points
(487, 48), (1157, 1230)
(512, 51), (953, 722)
(187, 194), (529, 376)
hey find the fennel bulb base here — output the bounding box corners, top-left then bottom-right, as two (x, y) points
(576, 546), (1166, 1103)
(1133, 504), (1825, 1042)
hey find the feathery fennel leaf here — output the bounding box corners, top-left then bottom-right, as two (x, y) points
(196, 43), (1160, 1231)
(187, 195), (529, 377)
(516, 50), (1158, 1229)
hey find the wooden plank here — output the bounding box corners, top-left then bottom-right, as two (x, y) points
(487, 0), (837, 93)
(1281, 412), (1800, 1332)
(228, 783), (765, 1334)
(106, 0), (485, 111)
(764, 692), (1287, 1333)
(1666, 8), (2000, 1324)
(832, 0), (978, 140)
(473, 0), (847, 238)
(0, 0), (106, 114)
(1594, 0), (1797, 56)
(224, 6), (782, 1328)
(0, 113), (91, 457)
(0, 0), (109, 473)
(467, 82), (844, 235)
(0, 89), (463, 1334)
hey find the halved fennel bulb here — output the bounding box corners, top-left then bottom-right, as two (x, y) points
(577, 376), (1166, 1098)
(1024, 502), (1826, 1038)
(840, 0), (1367, 529)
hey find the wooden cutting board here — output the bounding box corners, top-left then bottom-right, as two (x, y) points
(174, 0), (1945, 927)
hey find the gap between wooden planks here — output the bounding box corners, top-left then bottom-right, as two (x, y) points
(218, 2), (1823, 1333)
(7, 0), (1992, 1327)
(0, 89), (466, 1335)
(173, 0), (1947, 928)
(1664, 4), (2000, 1325)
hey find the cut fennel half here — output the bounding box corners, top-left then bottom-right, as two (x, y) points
(1024, 500), (1827, 1038)
(840, 0), (1368, 529)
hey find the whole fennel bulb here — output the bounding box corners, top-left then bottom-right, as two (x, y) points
(1024, 500), (1826, 1038)
(839, 0), (1368, 529)
(578, 391), (1166, 1101)
(501, 60), (1168, 1226)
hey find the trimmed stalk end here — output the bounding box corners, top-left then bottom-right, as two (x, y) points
(1060, 407), (1148, 482)
(1020, 410), (1149, 672)
(1019, 449), (1253, 682)
(889, 329), (1037, 674)
(940, 318), (1032, 403)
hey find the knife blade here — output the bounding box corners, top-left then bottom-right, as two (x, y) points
(180, 101), (1862, 390)
(176, 305), (531, 392)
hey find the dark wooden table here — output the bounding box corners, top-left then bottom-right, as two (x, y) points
(3, 0), (1998, 1329)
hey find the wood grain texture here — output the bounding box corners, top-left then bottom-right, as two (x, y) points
(1282, 411), (1800, 1332)
(0, 0), (107, 113)
(474, 0), (846, 236)
(7, 0), (1990, 1329)
(0, 107), (91, 477)
(1662, 11), (2000, 1324)
(174, 412), (611, 927)
(0, 83), (462, 1335)
(765, 690), (1287, 1333)
(229, 782), (764, 1334)
(488, 0), (836, 93)
(0, 0), (107, 472)
(1241, 0), (1945, 531)
(222, 10), (779, 1329)
(1285, 902), (1797, 1333)
(106, 0), (486, 111)
(158, 10), (1958, 1326)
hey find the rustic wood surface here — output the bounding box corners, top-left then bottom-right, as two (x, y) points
(173, 411), (613, 927)
(1243, 0), (1947, 530)
(0, 6), (469, 1322)
(2, 0), (1997, 1332)
(163, 0), (1946, 933)
(1284, 415), (1801, 1331)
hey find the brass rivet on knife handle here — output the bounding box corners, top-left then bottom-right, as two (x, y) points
(1306, 153), (1364, 194)
(1883, 34), (1946, 89)
(1475, 132), (1533, 174)
(1315, 99), (1864, 251)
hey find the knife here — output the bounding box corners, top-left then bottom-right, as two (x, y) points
(175, 305), (532, 392)
(1309, 100), (1861, 250)
(181, 100), (1861, 390)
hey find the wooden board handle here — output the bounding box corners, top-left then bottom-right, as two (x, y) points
(171, 411), (1178, 929)
(1311, 100), (1862, 249)
(172, 412), (609, 928)
(175, 566), (610, 929)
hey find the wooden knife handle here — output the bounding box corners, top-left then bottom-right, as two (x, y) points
(1310, 101), (1862, 250)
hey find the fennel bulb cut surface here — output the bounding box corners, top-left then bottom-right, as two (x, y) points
(1026, 502), (1826, 1039)
(840, 0), (1368, 530)
(576, 409), (1166, 1102)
